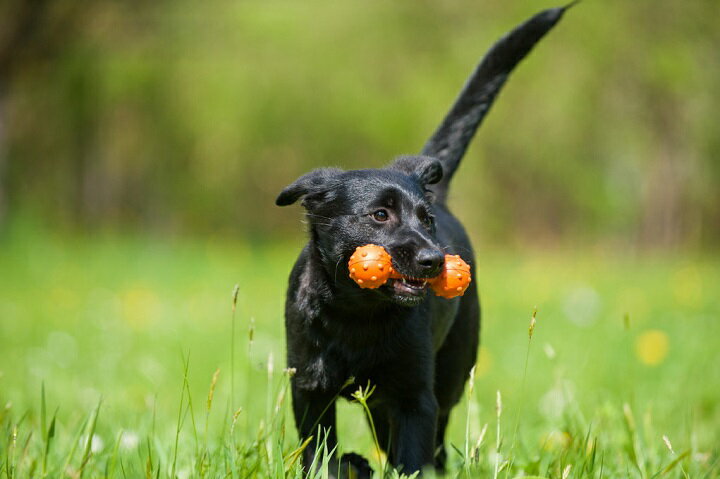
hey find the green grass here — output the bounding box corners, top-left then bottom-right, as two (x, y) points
(0, 231), (718, 478)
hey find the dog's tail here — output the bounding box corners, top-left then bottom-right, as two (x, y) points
(421, 4), (574, 203)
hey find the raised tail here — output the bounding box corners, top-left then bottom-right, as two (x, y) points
(421, 4), (573, 203)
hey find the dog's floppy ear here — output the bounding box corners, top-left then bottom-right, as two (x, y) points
(275, 168), (343, 207)
(389, 155), (443, 186)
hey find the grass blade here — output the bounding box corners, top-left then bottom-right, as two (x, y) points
(41, 408), (57, 477)
(61, 414), (89, 477)
(78, 398), (102, 478)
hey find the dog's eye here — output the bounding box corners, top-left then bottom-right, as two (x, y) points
(372, 209), (389, 222)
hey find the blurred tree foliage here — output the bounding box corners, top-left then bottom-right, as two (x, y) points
(1, 0), (718, 248)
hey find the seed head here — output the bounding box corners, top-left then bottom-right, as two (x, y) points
(623, 403), (636, 431)
(230, 407), (243, 434)
(662, 435), (675, 454)
(232, 284), (240, 312)
(475, 423), (488, 450)
(248, 318), (255, 344)
(206, 368), (220, 412)
(529, 307), (538, 339)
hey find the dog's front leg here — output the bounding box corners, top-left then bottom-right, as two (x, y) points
(390, 390), (439, 474)
(291, 383), (338, 468)
(292, 383), (372, 478)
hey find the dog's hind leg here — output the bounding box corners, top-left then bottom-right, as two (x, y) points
(433, 411), (451, 471)
(389, 390), (439, 473)
(433, 286), (481, 471)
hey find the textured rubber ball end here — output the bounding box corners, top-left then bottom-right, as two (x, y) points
(430, 255), (472, 299)
(348, 244), (394, 289)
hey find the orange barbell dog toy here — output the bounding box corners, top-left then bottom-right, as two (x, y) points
(348, 244), (471, 299)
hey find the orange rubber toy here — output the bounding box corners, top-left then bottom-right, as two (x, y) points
(348, 244), (471, 299)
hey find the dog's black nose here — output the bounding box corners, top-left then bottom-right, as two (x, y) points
(416, 248), (444, 276)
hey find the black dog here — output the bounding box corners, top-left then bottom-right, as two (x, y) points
(276, 6), (569, 476)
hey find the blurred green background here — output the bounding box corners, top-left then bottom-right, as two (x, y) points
(1, 0), (719, 248)
(1, 0), (719, 476)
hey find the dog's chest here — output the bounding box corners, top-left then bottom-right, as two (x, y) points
(312, 310), (433, 387)
(428, 296), (460, 350)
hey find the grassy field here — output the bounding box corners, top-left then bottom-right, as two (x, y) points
(0, 230), (718, 478)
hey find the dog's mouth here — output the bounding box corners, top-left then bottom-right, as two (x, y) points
(391, 277), (428, 295)
(381, 276), (429, 306)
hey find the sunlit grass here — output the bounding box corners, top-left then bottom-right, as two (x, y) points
(0, 231), (718, 477)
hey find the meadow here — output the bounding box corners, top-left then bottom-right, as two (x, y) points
(0, 229), (718, 478)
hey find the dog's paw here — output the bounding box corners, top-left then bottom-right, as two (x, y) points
(339, 452), (373, 479)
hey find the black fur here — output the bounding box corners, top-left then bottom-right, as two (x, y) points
(276, 6), (569, 477)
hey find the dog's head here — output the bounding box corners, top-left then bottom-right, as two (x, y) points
(276, 156), (445, 307)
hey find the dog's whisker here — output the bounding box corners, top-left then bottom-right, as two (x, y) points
(306, 213), (336, 222)
(333, 256), (343, 285)
(439, 243), (474, 257)
(304, 220), (334, 228)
